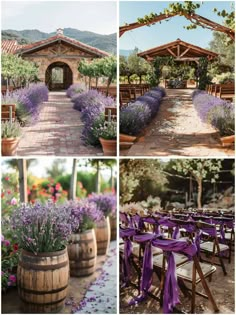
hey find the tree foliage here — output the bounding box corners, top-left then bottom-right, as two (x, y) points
(1, 53), (38, 88)
(78, 55), (116, 95)
(120, 48), (151, 84)
(120, 159), (167, 204)
(172, 159), (222, 208)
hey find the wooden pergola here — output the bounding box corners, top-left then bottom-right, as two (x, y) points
(137, 39), (219, 63)
(119, 12), (235, 40)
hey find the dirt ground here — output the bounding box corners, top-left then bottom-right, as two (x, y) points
(120, 253), (235, 314)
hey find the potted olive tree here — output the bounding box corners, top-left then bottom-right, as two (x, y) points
(11, 202), (72, 313)
(67, 199), (103, 277)
(1, 121), (21, 156)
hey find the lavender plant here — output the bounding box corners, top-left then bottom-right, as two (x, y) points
(2, 121), (22, 138)
(150, 86), (166, 97)
(1, 84), (49, 124)
(120, 102), (151, 135)
(136, 95), (160, 117)
(72, 90), (114, 112)
(67, 199), (104, 233)
(192, 90), (235, 136)
(88, 193), (116, 218)
(11, 202), (72, 254)
(66, 83), (86, 98)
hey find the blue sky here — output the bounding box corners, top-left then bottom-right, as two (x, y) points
(1, 1), (117, 35)
(120, 1), (234, 51)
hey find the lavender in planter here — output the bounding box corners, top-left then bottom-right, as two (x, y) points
(11, 201), (72, 254)
(88, 193), (116, 218)
(120, 102), (151, 136)
(68, 199), (104, 233)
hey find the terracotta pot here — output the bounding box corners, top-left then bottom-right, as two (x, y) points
(68, 229), (97, 277)
(17, 248), (69, 313)
(99, 138), (117, 156)
(220, 135), (235, 147)
(95, 217), (111, 255)
(1, 138), (19, 156)
(119, 133), (136, 143)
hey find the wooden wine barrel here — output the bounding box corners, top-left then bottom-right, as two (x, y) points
(95, 217), (111, 255)
(109, 216), (117, 241)
(68, 229), (97, 277)
(17, 248), (69, 313)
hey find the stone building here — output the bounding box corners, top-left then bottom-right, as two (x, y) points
(2, 28), (109, 90)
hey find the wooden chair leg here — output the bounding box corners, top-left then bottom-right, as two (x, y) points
(193, 256), (219, 312)
(215, 240), (227, 276)
(191, 262), (196, 313)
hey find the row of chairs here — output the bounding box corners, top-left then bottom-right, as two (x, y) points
(119, 84), (150, 106)
(206, 83), (235, 101)
(119, 211), (234, 313)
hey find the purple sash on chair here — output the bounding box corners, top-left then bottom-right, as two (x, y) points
(131, 233), (197, 313)
(120, 227), (137, 286)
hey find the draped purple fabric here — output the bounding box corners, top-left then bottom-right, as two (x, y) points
(119, 212), (130, 226)
(132, 233), (197, 313)
(120, 227), (137, 285)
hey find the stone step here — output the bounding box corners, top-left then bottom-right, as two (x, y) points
(43, 101), (73, 105)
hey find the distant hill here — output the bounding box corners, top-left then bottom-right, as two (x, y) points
(2, 28), (116, 54)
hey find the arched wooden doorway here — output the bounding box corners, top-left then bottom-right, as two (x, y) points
(45, 62), (73, 91)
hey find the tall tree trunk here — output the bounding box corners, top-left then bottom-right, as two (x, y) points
(197, 178), (202, 208)
(95, 160), (100, 193)
(18, 159), (27, 203)
(69, 159), (77, 200)
(89, 77), (91, 89)
(110, 166), (114, 190)
(95, 77), (99, 88)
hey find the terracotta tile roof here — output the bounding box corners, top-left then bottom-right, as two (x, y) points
(1, 40), (22, 54)
(16, 34), (110, 57)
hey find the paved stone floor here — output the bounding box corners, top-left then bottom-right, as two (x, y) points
(121, 89), (234, 157)
(17, 92), (103, 156)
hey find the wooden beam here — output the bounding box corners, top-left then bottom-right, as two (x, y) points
(119, 11), (234, 40)
(167, 48), (177, 57)
(179, 47), (190, 57)
(177, 44), (180, 57)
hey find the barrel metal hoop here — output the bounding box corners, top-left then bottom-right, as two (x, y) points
(18, 260), (68, 271)
(18, 284), (68, 295)
(20, 296), (66, 306)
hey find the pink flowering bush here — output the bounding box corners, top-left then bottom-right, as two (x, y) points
(1, 235), (19, 292)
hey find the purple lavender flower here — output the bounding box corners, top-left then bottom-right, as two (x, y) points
(11, 201), (72, 254)
(66, 83), (86, 98)
(192, 89), (234, 136)
(88, 193), (116, 218)
(120, 102), (151, 135)
(67, 199), (104, 233)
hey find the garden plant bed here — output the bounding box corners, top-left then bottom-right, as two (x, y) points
(122, 89), (234, 156)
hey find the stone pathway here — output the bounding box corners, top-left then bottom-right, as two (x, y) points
(122, 89), (234, 157)
(17, 92), (103, 156)
(75, 241), (117, 314)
